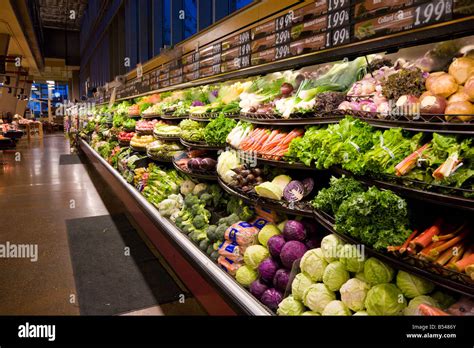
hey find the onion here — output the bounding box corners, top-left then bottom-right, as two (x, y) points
(445, 101), (474, 122)
(420, 94), (447, 114)
(396, 95), (420, 116)
(428, 73), (458, 98)
(464, 75), (474, 100)
(448, 57), (474, 85)
(448, 86), (471, 103)
(425, 71), (445, 91)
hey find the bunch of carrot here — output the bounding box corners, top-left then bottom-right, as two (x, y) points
(388, 219), (473, 280)
(238, 128), (304, 160)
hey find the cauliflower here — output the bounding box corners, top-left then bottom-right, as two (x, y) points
(180, 180), (196, 195)
(192, 183), (208, 196)
(158, 199), (180, 217)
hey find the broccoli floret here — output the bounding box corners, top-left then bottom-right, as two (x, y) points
(239, 205), (254, 221)
(184, 194), (200, 208)
(215, 224), (228, 241)
(227, 213), (240, 225)
(182, 224), (193, 235)
(200, 193), (213, 205)
(226, 197), (240, 215)
(206, 225), (218, 242)
(191, 203), (204, 216)
(193, 215), (206, 229)
(175, 216), (183, 226)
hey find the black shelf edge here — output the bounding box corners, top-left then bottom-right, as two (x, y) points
(180, 138), (225, 151)
(217, 176), (314, 218)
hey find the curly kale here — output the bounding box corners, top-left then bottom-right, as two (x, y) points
(312, 176), (365, 215)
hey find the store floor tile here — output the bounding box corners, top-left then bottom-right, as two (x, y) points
(66, 214), (185, 315)
(59, 154), (83, 165)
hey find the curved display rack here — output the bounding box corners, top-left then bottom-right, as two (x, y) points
(180, 138), (224, 151)
(190, 112), (239, 122)
(173, 162), (218, 181)
(147, 153), (173, 163)
(160, 113), (188, 120)
(79, 139), (272, 315)
(141, 113), (162, 119)
(135, 129), (154, 136)
(217, 176), (314, 218)
(313, 210), (474, 298)
(128, 114), (141, 119)
(348, 110), (474, 135)
(129, 145), (147, 153)
(153, 133), (181, 141)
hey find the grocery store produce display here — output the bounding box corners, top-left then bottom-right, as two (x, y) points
(79, 38), (473, 316)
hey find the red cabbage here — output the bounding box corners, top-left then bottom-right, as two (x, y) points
(301, 219), (318, 238)
(305, 238), (320, 250)
(273, 269), (290, 292)
(283, 180), (305, 202)
(283, 220), (306, 242)
(267, 235), (286, 259)
(250, 279), (268, 300)
(302, 177), (314, 196)
(258, 258), (279, 283)
(280, 240), (307, 269)
(260, 288), (283, 310)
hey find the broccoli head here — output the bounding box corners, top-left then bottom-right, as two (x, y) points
(226, 213), (240, 225)
(215, 224), (228, 241)
(206, 225), (218, 242)
(199, 193), (213, 206)
(182, 224), (194, 235)
(184, 194), (200, 208)
(192, 215), (206, 229)
(191, 203), (205, 216)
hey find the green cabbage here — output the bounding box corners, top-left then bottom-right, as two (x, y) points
(303, 283), (336, 314)
(365, 284), (407, 316)
(235, 265), (258, 287)
(320, 234), (343, 262)
(364, 257), (395, 286)
(258, 224), (281, 247)
(243, 245), (270, 270)
(353, 311), (368, 316)
(292, 273), (314, 301)
(340, 278), (370, 312)
(396, 271), (435, 299)
(339, 244), (365, 272)
(322, 300), (352, 316)
(276, 296), (305, 316)
(323, 261), (350, 291)
(300, 248), (328, 282)
(302, 311), (321, 316)
(404, 295), (439, 316)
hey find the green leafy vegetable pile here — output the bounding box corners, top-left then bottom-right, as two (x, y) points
(334, 186), (411, 250)
(312, 176), (365, 215)
(204, 114), (237, 146)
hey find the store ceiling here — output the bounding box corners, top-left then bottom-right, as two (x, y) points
(38, 0), (88, 31)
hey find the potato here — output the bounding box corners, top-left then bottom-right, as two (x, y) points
(429, 73), (458, 98)
(445, 101), (474, 121)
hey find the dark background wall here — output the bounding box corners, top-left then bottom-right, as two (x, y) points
(43, 28), (81, 66)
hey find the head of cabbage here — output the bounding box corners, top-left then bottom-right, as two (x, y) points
(291, 273), (314, 301)
(339, 244), (365, 273)
(276, 295), (305, 316)
(320, 234), (343, 262)
(404, 295), (440, 316)
(244, 245), (270, 270)
(303, 283), (336, 314)
(396, 271), (435, 299)
(365, 283), (407, 316)
(300, 248), (328, 282)
(323, 261), (350, 291)
(340, 278), (370, 312)
(322, 300), (351, 316)
(364, 257), (395, 286)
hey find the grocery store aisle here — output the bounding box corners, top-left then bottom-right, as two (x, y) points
(0, 135), (205, 315)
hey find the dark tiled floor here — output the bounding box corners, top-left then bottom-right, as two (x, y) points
(0, 134), (206, 315)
